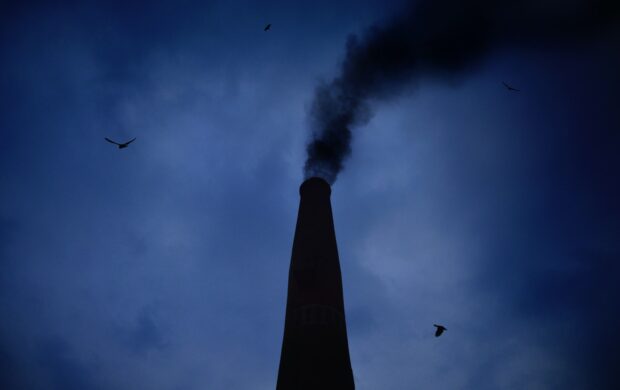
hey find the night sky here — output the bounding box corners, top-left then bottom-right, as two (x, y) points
(1, 1), (619, 389)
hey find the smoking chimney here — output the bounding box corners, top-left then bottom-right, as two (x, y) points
(276, 177), (355, 389)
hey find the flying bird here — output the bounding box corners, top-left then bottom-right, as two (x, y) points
(105, 137), (136, 149)
(433, 324), (447, 337)
(502, 81), (520, 92)
(264, 23), (271, 32)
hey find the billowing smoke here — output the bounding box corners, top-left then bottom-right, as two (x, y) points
(304, 0), (619, 183)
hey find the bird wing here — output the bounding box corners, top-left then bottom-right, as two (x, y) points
(105, 137), (121, 145)
(264, 24), (271, 31)
(124, 137), (136, 145)
(503, 82), (520, 91)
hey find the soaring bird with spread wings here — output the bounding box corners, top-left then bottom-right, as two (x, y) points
(502, 81), (520, 92)
(105, 137), (136, 149)
(264, 23), (271, 31)
(433, 324), (447, 337)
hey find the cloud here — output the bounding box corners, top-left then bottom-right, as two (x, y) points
(0, 1), (618, 389)
(36, 337), (101, 390)
(117, 309), (169, 356)
(304, 0), (620, 183)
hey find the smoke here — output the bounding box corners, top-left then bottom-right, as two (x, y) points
(304, 0), (619, 184)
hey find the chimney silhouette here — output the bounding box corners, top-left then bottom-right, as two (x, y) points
(276, 177), (355, 389)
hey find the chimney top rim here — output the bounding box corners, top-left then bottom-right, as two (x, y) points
(300, 177), (331, 196)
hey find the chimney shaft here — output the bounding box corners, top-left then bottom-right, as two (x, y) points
(276, 177), (355, 389)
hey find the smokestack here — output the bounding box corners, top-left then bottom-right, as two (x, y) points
(276, 177), (355, 389)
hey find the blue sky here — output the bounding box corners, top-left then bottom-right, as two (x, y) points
(1, 1), (618, 389)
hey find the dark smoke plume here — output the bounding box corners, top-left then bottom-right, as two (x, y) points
(304, 0), (619, 183)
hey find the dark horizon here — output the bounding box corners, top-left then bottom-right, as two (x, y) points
(1, 1), (619, 389)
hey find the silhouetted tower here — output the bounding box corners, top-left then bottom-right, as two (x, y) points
(276, 177), (355, 389)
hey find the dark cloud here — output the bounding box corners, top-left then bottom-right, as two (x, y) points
(36, 338), (100, 390)
(0, 217), (18, 260)
(0, 343), (22, 389)
(117, 309), (168, 356)
(305, 0), (620, 183)
(0, 0), (618, 389)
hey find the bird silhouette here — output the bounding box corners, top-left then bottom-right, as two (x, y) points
(433, 324), (447, 337)
(502, 81), (520, 92)
(264, 23), (271, 32)
(105, 137), (136, 149)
